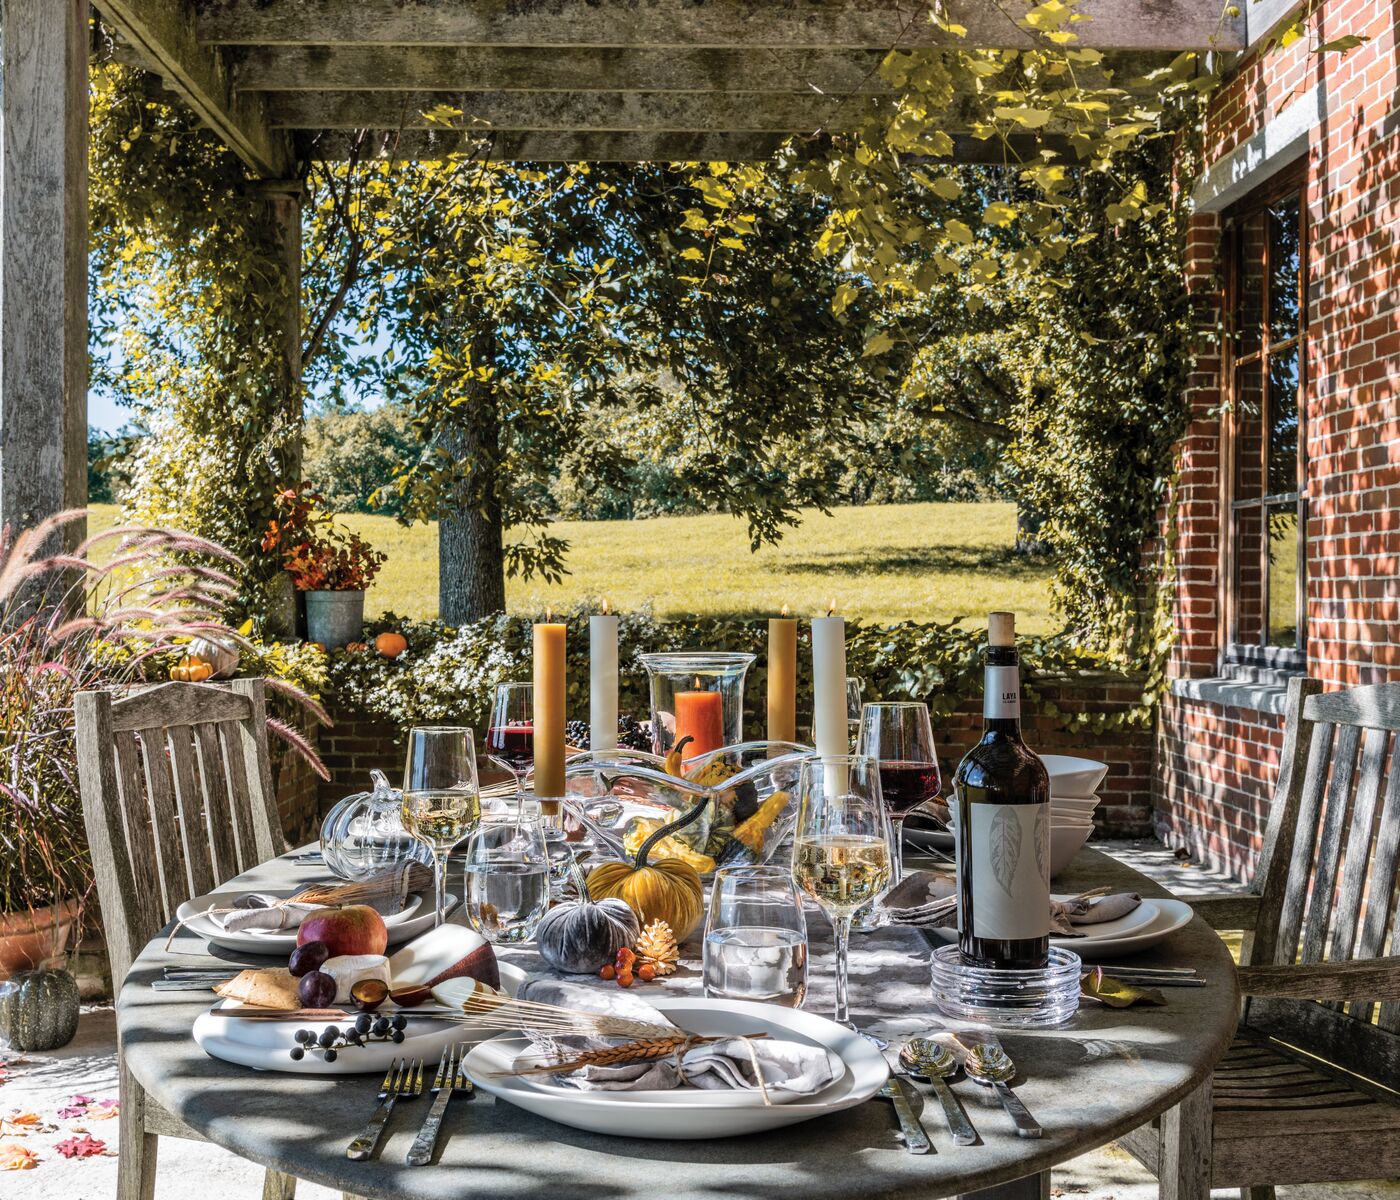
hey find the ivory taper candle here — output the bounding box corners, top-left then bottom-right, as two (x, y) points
(811, 601), (849, 793)
(767, 605), (797, 743)
(590, 601), (619, 752)
(533, 612), (566, 803)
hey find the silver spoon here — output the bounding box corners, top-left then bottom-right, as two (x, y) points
(900, 1038), (977, 1145)
(963, 1043), (1041, 1138)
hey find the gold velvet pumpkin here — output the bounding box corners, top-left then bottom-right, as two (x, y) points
(587, 796), (707, 939)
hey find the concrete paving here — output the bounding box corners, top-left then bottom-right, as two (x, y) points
(3, 841), (1395, 1200)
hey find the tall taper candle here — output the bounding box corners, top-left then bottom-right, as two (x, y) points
(533, 614), (566, 802)
(811, 603), (848, 759)
(590, 603), (619, 752)
(767, 606), (797, 743)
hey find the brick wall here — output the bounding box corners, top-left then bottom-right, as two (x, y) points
(1155, 0), (1400, 880)
(313, 671), (1156, 838)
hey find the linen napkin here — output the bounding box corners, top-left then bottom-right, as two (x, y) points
(882, 871), (1141, 935)
(516, 977), (838, 1096)
(1048, 891), (1141, 936)
(213, 893), (323, 933)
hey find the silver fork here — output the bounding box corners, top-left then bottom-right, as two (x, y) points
(405, 1045), (473, 1166)
(347, 1058), (423, 1161)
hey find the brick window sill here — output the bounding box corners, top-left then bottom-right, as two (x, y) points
(1169, 675), (1291, 715)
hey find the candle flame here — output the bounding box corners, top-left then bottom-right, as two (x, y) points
(545, 606), (553, 622)
(780, 603), (790, 617)
(695, 677), (703, 690)
(601, 598), (610, 616)
(827, 598), (837, 617)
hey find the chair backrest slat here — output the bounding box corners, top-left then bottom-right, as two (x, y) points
(1298, 722), (1361, 966)
(112, 731), (164, 944)
(1245, 680), (1400, 1092)
(75, 680), (286, 991)
(169, 725), (223, 888)
(137, 729), (189, 923)
(1269, 720), (1335, 966)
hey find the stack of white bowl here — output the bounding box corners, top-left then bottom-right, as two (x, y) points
(1041, 754), (1109, 876)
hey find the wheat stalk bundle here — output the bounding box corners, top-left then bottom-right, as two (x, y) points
(499, 1033), (769, 1077)
(291, 862), (433, 907)
(452, 992), (677, 1042)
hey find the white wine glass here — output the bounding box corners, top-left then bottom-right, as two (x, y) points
(402, 726), (480, 926)
(464, 807), (550, 944)
(791, 753), (892, 1029)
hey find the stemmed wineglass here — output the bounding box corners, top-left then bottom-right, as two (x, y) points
(486, 681), (534, 796)
(858, 701), (941, 888)
(845, 676), (863, 750)
(401, 726), (481, 926)
(791, 754), (892, 1030)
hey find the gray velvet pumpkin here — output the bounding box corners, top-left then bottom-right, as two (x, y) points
(535, 894), (640, 975)
(0, 966), (80, 1052)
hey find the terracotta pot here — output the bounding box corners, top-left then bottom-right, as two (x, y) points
(0, 900), (79, 975)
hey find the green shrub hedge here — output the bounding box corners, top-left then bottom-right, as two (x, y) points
(324, 608), (1151, 740)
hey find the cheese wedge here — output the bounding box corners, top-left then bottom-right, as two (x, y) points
(213, 968), (300, 1011)
(320, 954), (391, 1005)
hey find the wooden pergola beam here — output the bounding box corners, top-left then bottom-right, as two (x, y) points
(94, 0), (293, 178)
(268, 90), (870, 132)
(233, 46), (893, 94)
(303, 128), (1068, 165)
(198, 0), (1245, 51)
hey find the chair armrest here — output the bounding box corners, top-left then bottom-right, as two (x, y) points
(1237, 957), (1400, 1002)
(1188, 892), (1260, 931)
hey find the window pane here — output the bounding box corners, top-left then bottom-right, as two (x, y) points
(1233, 507), (1266, 645)
(1234, 362), (1265, 500)
(1267, 506), (1301, 648)
(1268, 196), (1300, 343)
(1236, 211), (1265, 358)
(1268, 345), (1300, 496)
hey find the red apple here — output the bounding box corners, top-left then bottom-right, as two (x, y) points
(296, 905), (388, 958)
(387, 924), (498, 1006)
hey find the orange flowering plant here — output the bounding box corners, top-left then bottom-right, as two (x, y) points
(262, 485), (386, 592)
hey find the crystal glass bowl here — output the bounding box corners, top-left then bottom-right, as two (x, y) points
(319, 769), (432, 881)
(562, 740), (811, 874)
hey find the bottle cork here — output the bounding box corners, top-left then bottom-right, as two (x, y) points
(988, 611), (1016, 647)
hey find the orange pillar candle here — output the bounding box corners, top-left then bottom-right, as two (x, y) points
(767, 606), (797, 743)
(532, 615), (566, 801)
(674, 685), (725, 761)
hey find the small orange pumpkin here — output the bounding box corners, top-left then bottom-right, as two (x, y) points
(375, 632), (408, 658)
(169, 654), (215, 683)
(344, 641), (370, 654)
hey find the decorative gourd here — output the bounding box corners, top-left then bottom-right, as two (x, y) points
(536, 857), (640, 974)
(375, 632), (408, 658)
(188, 635), (239, 679)
(169, 654), (215, 683)
(587, 797), (707, 940)
(0, 966), (79, 1052)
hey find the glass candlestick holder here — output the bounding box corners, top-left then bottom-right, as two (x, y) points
(639, 651), (755, 759)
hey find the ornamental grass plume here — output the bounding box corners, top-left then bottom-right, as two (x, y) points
(0, 510), (327, 927)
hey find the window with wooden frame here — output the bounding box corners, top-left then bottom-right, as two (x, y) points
(1222, 165), (1307, 668)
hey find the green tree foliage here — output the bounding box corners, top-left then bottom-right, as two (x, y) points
(302, 402), (418, 516)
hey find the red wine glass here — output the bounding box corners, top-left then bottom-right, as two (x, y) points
(857, 701), (941, 885)
(487, 681), (534, 796)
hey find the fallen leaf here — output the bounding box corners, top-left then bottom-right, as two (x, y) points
(55, 1106), (87, 1119)
(0, 1141), (37, 1170)
(87, 1102), (119, 1121)
(54, 1134), (107, 1159)
(1081, 969), (1166, 1008)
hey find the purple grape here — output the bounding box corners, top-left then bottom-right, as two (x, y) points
(288, 941), (330, 978)
(298, 970), (336, 1009)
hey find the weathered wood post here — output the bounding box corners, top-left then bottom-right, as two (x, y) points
(0, 0), (89, 544)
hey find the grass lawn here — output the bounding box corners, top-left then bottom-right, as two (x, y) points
(89, 501), (1057, 630)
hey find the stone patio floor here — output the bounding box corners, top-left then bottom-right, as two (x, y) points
(4, 840), (1397, 1199)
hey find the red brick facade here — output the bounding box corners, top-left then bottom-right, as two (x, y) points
(1156, 0), (1400, 879)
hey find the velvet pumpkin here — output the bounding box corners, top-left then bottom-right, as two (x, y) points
(587, 797), (707, 940)
(0, 966), (79, 1052)
(536, 859), (640, 974)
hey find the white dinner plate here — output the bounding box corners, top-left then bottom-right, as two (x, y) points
(924, 897), (1193, 960)
(175, 888), (455, 956)
(193, 963), (525, 1075)
(464, 997), (889, 1139)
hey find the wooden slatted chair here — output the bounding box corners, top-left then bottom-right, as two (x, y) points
(75, 679), (298, 1200)
(1122, 676), (1400, 1199)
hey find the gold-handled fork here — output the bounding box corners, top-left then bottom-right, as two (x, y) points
(405, 1045), (473, 1167)
(347, 1058), (424, 1161)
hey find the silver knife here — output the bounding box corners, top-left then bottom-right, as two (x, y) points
(879, 1076), (932, 1154)
(405, 1046), (468, 1167)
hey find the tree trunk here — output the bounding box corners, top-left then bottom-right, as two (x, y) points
(1015, 504), (1047, 555)
(437, 326), (505, 624)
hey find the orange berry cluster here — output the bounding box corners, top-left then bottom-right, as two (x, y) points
(597, 945), (656, 988)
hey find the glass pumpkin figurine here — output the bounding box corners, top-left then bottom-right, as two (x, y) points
(319, 769), (432, 881)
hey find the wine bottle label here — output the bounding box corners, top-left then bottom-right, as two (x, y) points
(967, 802), (1049, 940)
(984, 665), (1021, 720)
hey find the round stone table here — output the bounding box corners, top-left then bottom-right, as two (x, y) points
(118, 847), (1238, 1200)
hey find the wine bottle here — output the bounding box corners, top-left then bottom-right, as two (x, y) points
(954, 612), (1050, 969)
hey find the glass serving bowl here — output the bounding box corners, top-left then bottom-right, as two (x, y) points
(562, 740), (812, 875)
